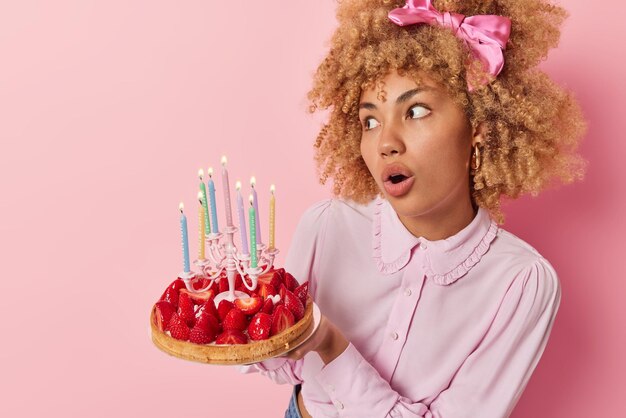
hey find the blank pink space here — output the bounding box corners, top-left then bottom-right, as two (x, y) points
(0, 1), (623, 417)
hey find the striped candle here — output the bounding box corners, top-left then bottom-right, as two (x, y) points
(250, 176), (261, 244)
(221, 156), (234, 227)
(197, 192), (205, 260)
(208, 167), (219, 233)
(179, 202), (190, 273)
(236, 181), (249, 255)
(249, 194), (257, 268)
(198, 169), (211, 235)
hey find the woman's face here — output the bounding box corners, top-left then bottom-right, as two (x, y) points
(359, 71), (483, 233)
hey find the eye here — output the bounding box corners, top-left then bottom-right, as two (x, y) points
(363, 117), (380, 131)
(407, 104), (431, 119)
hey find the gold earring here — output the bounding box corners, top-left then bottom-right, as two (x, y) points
(471, 144), (481, 171)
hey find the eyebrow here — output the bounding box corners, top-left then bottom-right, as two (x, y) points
(359, 87), (434, 110)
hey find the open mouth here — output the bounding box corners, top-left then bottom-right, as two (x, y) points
(381, 163), (415, 197)
(388, 174), (409, 184)
(381, 163), (414, 184)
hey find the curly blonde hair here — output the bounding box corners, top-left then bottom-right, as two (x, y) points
(307, 0), (586, 223)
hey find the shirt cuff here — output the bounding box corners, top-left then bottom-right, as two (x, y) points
(315, 343), (399, 416)
(255, 357), (289, 371)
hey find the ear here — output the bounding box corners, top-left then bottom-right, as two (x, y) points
(471, 122), (486, 147)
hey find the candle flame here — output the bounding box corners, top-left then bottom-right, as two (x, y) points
(221, 155), (228, 166)
(250, 176), (256, 187)
(270, 184), (275, 194)
(236, 180), (242, 191)
(197, 191), (203, 203)
(249, 194), (254, 205)
(179, 202), (184, 213)
(198, 169), (204, 180)
(208, 167), (214, 177)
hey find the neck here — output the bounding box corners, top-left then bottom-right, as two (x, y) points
(397, 199), (478, 241)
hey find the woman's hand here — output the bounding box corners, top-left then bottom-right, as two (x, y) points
(285, 315), (349, 365)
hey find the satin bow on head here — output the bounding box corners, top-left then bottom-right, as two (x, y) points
(388, 0), (511, 87)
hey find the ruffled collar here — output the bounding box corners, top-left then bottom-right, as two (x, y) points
(372, 197), (498, 285)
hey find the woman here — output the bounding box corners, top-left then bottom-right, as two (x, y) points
(243, 1), (586, 416)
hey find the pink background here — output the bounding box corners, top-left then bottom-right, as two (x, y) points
(0, 1), (623, 416)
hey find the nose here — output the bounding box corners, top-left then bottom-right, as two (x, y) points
(378, 124), (406, 158)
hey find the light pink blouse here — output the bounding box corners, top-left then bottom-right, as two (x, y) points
(241, 198), (561, 418)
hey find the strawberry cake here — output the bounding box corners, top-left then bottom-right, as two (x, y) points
(150, 268), (315, 365)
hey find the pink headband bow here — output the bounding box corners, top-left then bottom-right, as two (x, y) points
(388, 0), (511, 88)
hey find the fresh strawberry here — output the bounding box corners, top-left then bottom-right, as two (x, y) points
(261, 298), (274, 315)
(284, 272), (299, 292)
(160, 287), (179, 309)
(195, 298), (219, 321)
(235, 273), (243, 288)
(154, 301), (176, 331)
(189, 323), (216, 344)
(217, 300), (234, 321)
(283, 289), (304, 321)
(257, 283), (276, 300)
(258, 270), (282, 289)
(271, 305), (295, 336)
(177, 292), (195, 325)
(196, 310), (221, 335)
(171, 278), (186, 287)
(274, 268), (286, 282)
(278, 283), (288, 301)
(181, 288), (215, 305)
(248, 312), (272, 341)
(294, 282), (309, 307)
(191, 277), (212, 291)
(222, 308), (248, 332)
(215, 329), (247, 345)
(234, 295), (263, 315)
(235, 281), (252, 296)
(195, 299), (219, 322)
(160, 279), (186, 300)
(218, 277), (229, 293)
(168, 313), (190, 340)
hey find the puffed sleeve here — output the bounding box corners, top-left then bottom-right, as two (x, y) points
(314, 257), (561, 417)
(238, 200), (332, 384)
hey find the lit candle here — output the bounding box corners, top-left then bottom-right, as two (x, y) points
(179, 202), (190, 273)
(208, 167), (219, 233)
(269, 184), (276, 250)
(249, 195), (257, 268)
(236, 181), (249, 255)
(221, 156), (234, 227)
(250, 176), (262, 244)
(197, 192), (206, 260)
(198, 169), (211, 235)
